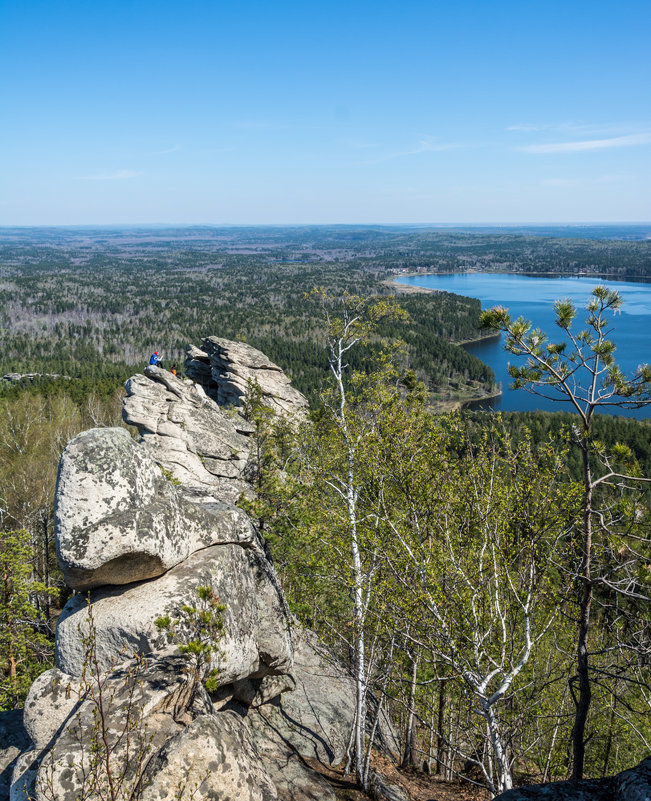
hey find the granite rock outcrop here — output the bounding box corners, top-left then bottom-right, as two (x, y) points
(55, 427), (258, 590)
(123, 366), (253, 503)
(8, 344), (364, 801)
(184, 337), (309, 418)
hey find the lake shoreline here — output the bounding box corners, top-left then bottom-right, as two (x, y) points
(431, 385), (503, 413)
(391, 271), (651, 419)
(392, 269), (651, 283)
(386, 277), (503, 345)
(456, 330), (501, 346)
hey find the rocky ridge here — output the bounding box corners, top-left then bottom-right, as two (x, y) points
(1, 373), (69, 384)
(184, 337), (309, 418)
(123, 365), (255, 503)
(9, 342), (354, 801)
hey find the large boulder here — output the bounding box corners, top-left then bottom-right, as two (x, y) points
(142, 712), (278, 801)
(494, 779), (611, 800)
(12, 657), (212, 801)
(185, 338), (309, 418)
(55, 427), (257, 590)
(249, 626), (398, 767)
(613, 756), (651, 801)
(494, 756), (651, 800)
(55, 543), (293, 683)
(15, 667), (339, 801)
(123, 367), (253, 500)
(13, 656), (336, 801)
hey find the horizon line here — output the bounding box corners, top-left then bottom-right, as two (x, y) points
(1, 221), (651, 229)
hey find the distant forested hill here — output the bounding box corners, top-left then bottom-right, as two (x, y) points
(1, 225), (648, 405)
(0, 226), (505, 406)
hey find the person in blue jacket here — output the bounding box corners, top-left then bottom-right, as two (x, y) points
(149, 352), (162, 367)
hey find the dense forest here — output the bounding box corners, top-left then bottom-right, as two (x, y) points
(2, 224), (650, 404)
(0, 226), (649, 797)
(0, 226), (513, 407)
(245, 293), (650, 794)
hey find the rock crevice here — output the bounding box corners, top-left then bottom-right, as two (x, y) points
(184, 337), (309, 418)
(10, 340), (359, 801)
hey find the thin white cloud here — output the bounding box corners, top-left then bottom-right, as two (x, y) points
(594, 173), (624, 184)
(541, 173), (628, 187)
(508, 121), (651, 137)
(520, 133), (651, 154)
(78, 170), (143, 181)
(365, 136), (462, 164)
(157, 145), (181, 155)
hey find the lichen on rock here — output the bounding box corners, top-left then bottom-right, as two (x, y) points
(12, 340), (374, 801)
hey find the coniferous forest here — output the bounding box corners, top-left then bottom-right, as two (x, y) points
(0, 226), (649, 797)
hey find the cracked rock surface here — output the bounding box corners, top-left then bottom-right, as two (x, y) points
(55, 542), (293, 681)
(55, 428), (257, 590)
(123, 366), (253, 502)
(10, 341), (400, 801)
(185, 337), (309, 418)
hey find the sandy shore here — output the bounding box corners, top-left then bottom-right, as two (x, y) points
(384, 277), (439, 294)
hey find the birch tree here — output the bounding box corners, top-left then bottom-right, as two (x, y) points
(373, 413), (578, 795)
(302, 290), (407, 789)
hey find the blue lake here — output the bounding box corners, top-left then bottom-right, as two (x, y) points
(395, 273), (651, 420)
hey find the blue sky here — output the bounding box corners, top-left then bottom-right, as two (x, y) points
(1, 0), (649, 225)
